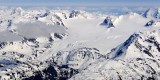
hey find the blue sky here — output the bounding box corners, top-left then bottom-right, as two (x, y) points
(0, 0), (160, 6)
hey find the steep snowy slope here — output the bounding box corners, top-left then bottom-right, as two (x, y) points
(0, 7), (70, 79)
(0, 22), (68, 80)
(71, 30), (160, 80)
(0, 7), (106, 80)
(0, 7), (160, 80)
(100, 16), (115, 28)
(54, 47), (104, 70)
(143, 8), (160, 28)
(145, 20), (160, 27)
(143, 8), (160, 19)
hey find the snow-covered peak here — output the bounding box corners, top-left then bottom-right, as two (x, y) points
(71, 30), (160, 80)
(12, 7), (24, 15)
(100, 16), (115, 28)
(107, 30), (160, 59)
(145, 20), (160, 27)
(107, 33), (139, 59)
(143, 8), (160, 19)
(1, 6), (160, 80)
(54, 47), (104, 70)
(68, 10), (98, 19)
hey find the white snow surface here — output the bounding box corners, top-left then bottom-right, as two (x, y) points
(0, 7), (160, 80)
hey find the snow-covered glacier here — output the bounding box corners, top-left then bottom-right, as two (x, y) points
(0, 7), (160, 80)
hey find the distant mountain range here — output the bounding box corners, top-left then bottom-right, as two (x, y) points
(0, 7), (160, 80)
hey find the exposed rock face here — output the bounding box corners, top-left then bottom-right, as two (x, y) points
(2, 7), (160, 80)
(108, 30), (160, 59)
(0, 8), (103, 80)
(0, 46), (104, 80)
(54, 47), (104, 69)
(143, 8), (160, 19)
(68, 10), (95, 19)
(101, 17), (115, 28)
(145, 20), (155, 27)
(107, 33), (139, 59)
(70, 30), (160, 80)
(105, 30), (160, 79)
(69, 10), (81, 18)
(22, 59), (79, 80)
(0, 22), (68, 80)
(145, 20), (160, 27)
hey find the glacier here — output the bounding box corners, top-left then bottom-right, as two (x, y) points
(0, 6), (160, 80)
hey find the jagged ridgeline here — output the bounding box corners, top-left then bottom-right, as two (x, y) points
(0, 7), (160, 80)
